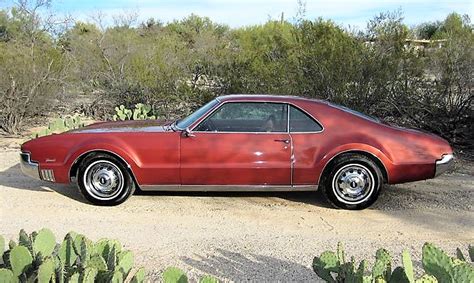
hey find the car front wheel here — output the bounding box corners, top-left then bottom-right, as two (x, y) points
(77, 153), (135, 205)
(321, 154), (383, 210)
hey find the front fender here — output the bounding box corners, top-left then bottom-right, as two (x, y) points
(64, 137), (142, 181)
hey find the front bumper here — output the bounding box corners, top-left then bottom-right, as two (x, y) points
(435, 154), (454, 177)
(20, 152), (41, 180)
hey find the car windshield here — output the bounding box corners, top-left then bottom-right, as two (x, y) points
(176, 99), (220, 130)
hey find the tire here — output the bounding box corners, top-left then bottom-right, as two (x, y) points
(77, 153), (135, 205)
(321, 153), (383, 210)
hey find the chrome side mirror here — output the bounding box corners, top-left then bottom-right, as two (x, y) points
(183, 127), (195, 137)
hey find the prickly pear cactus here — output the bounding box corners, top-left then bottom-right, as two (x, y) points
(0, 268), (15, 283)
(33, 228), (56, 257)
(81, 267), (98, 282)
(422, 243), (453, 282)
(162, 267), (188, 283)
(313, 251), (339, 282)
(131, 267), (146, 283)
(58, 234), (77, 268)
(114, 103), (155, 121)
(200, 275), (219, 283)
(38, 258), (55, 283)
(69, 271), (80, 283)
(110, 270), (123, 282)
(372, 248), (392, 280)
(402, 249), (415, 282)
(414, 274), (438, 283)
(9, 246), (33, 277)
(337, 242), (345, 264)
(114, 105), (133, 121)
(87, 254), (107, 271)
(1, 229), (148, 283)
(468, 245), (474, 262)
(117, 250), (134, 275)
(18, 229), (33, 254)
(0, 235), (4, 259)
(73, 234), (93, 264)
(107, 245), (117, 271)
(49, 118), (67, 132)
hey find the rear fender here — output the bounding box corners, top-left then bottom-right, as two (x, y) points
(315, 143), (393, 184)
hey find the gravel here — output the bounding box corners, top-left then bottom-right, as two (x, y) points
(0, 148), (473, 282)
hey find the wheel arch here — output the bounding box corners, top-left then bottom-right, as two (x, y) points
(69, 149), (139, 187)
(319, 150), (389, 184)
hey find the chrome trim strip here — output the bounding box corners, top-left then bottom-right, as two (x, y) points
(20, 152), (41, 180)
(435, 154), (454, 177)
(139, 184), (317, 192)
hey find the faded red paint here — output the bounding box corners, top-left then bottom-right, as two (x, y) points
(21, 95), (453, 186)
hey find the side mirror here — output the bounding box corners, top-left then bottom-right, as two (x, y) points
(183, 127), (195, 138)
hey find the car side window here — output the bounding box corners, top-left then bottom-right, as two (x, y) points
(289, 105), (323, 132)
(195, 102), (288, 132)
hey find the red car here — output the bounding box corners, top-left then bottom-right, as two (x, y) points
(20, 95), (454, 209)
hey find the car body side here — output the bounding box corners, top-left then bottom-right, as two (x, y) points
(20, 95), (453, 188)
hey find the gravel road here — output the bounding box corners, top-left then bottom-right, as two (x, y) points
(0, 147), (473, 282)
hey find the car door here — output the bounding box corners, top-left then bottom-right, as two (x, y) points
(180, 102), (291, 186)
(288, 104), (324, 185)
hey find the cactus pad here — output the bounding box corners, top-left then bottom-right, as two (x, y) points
(33, 228), (56, 257)
(402, 249), (415, 282)
(117, 250), (134, 275)
(131, 267), (146, 283)
(9, 246), (33, 277)
(422, 243), (452, 282)
(162, 267), (188, 283)
(38, 258), (55, 283)
(0, 269), (15, 283)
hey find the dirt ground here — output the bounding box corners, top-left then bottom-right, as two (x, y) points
(0, 139), (473, 282)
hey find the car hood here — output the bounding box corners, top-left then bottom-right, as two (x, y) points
(70, 119), (172, 133)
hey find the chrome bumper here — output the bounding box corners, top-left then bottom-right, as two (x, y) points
(435, 154), (454, 177)
(20, 152), (41, 180)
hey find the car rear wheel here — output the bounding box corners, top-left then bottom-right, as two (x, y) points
(77, 153), (135, 205)
(321, 153), (383, 210)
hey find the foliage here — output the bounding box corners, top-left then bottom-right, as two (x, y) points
(0, 229), (145, 282)
(113, 103), (156, 121)
(32, 114), (85, 138)
(312, 242), (474, 282)
(0, 1), (67, 134)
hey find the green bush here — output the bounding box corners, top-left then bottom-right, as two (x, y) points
(0, 229), (145, 282)
(312, 242), (474, 282)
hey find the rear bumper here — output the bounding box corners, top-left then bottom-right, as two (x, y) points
(20, 152), (41, 180)
(435, 154), (454, 177)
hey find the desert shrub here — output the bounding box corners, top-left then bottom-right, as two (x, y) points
(312, 242), (474, 282)
(0, 2), (67, 134)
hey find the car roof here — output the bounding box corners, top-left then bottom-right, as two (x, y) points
(216, 94), (328, 105)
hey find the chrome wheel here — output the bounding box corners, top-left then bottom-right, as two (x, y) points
(331, 163), (375, 204)
(83, 160), (124, 201)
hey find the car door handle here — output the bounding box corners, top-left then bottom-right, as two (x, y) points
(274, 139), (290, 144)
